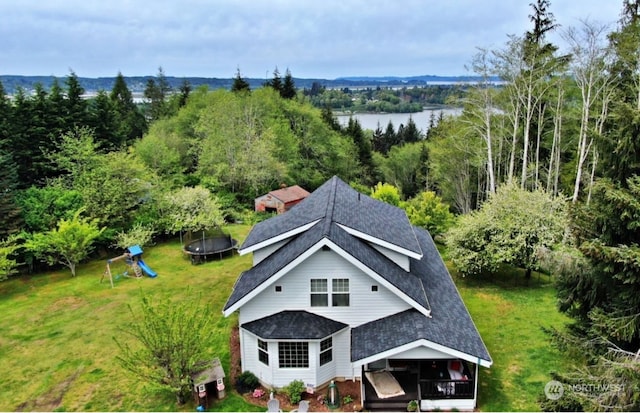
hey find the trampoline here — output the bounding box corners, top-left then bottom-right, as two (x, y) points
(183, 234), (238, 264)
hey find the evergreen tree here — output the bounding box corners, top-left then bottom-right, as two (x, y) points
(372, 123), (385, 153)
(110, 72), (147, 146)
(267, 67), (283, 94)
(65, 71), (88, 127)
(90, 90), (119, 151)
(0, 81), (12, 150)
(403, 116), (422, 143)
(47, 78), (66, 137)
(345, 117), (374, 185)
(28, 83), (54, 182)
(144, 67), (171, 121)
(601, 0), (640, 185)
(281, 68), (296, 99)
(0, 150), (22, 238)
(380, 120), (397, 154)
(320, 105), (342, 132)
(178, 79), (191, 107)
(231, 67), (250, 93)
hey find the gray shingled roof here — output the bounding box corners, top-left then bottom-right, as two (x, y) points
(351, 227), (491, 364)
(241, 176), (421, 255)
(223, 176), (429, 313)
(242, 310), (348, 339)
(224, 176), (490, 365)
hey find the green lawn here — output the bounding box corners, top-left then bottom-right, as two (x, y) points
(456, 269), (571, 411)
(0, 226), (569, 411)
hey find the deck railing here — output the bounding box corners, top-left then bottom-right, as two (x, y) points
(419, 378), (475, 399)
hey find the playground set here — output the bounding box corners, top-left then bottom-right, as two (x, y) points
(101, 245), (157, 288)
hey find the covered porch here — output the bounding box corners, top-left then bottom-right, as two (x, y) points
(361, 358), (478, 411)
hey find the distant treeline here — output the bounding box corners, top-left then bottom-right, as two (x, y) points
(0, 74), (491, 95)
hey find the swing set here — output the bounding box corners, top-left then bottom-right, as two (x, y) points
(101, 245), (157, 288)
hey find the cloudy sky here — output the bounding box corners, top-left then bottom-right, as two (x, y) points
(0, 1), (623, 79)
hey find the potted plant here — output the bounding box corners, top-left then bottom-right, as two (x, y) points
(407, 400), (419, 412)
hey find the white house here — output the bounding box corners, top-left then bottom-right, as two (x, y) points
(223, 176), (492, 411)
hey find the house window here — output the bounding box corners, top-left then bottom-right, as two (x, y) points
(320, 337), (333, 366)
(371, 285), (378, 292)
(332, 279), (349, 307)
(279, 342), (309, 368)
(258, 339), (269, 365)
(310, 279), (328, 307)
(275, 285), (282, 292)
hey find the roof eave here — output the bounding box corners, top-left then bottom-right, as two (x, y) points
(337, 224), (423, 260)
(238, 219), (321, 255)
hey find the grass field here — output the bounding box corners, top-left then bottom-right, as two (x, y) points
(455, 269), (571, 411)
(0, 225), (569, 411)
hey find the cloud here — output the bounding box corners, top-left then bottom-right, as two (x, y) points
(0, 0), (622, 79)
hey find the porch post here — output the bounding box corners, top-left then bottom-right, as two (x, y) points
(474, 361), (479, 407)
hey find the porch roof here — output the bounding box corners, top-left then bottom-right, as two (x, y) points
(242, 310), (348, 339)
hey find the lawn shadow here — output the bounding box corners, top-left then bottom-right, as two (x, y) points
(452, 264), (555, 291)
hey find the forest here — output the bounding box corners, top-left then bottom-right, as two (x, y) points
(2, 0), (640, 410)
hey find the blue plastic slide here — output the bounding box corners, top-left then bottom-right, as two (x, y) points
(137, 259), (158, 278)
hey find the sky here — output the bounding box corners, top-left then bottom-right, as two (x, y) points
(0, 0), (624, 80)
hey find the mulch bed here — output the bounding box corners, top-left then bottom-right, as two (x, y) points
(229, 325), (363, 411)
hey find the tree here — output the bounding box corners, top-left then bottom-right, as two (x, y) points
(25, 209), (104, 277)
(345, 117), (374, 185)
(403, 191), (455, 237)
(231, 67), (250, 93)
(563, 19), (614, 202)
(463, 48), (500, 194)
(177, 79), (191, 108)
(114, 293), (216, 404)
(89, 90), (120, 151)
(281, 68), (296, 99)
(401, 116), (422, 144)
(377, 142), (423, 198)
(15, 182), (83, 233)
(159, 186), (224, 234)
(0, 235), (20, 281)
(370, 182), (402, 206)
(267, 66), (283, 93)
(65, 70), (88, 128)
(0, 150), (22, 238)
(144, 66), (172, 121)
(446, 182), (567, 278)
(110, 72), (147, 146)
(600, 0), (640, 185)
(427, 116), (479, 213)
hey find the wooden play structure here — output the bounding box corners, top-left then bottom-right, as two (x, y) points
(101, 245), (157, 288)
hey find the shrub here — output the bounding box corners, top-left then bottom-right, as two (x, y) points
(236, 371), (260, 393)
(285, 379), (306, 404)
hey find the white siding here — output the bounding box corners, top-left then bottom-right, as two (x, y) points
(252, 240), (288, 265)
(270, 341), (317, 388)
(371, 244), (410, 271)
(333, 329), (353, 379)
(238, 249), (411, 326)
(241, 330), (274, 385)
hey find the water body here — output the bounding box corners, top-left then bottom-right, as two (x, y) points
(336, 107), (461, 134)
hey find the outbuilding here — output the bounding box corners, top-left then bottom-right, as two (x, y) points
(254, 185), (309, 214)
